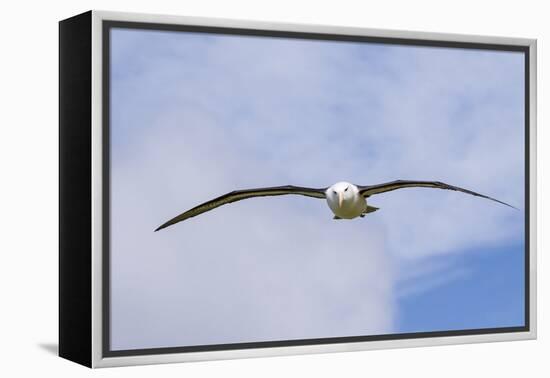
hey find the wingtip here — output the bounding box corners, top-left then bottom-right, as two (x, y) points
(497, 199), (519, 210)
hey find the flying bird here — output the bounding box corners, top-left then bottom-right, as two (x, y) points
(154, 180), (516, 232)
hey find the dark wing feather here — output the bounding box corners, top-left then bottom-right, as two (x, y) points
(155, 185), (327, 231)
(358, 180), (516, 209)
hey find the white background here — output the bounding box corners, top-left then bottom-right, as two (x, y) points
(0, 0), (546, 376)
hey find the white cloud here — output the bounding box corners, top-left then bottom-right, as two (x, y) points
(110, 121), (394, 349)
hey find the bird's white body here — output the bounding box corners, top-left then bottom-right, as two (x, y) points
(325, 182), (367, 219)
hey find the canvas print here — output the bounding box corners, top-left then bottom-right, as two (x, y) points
(107, 25), (526, 353)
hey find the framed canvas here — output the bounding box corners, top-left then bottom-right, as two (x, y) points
(59, 10), (537, 368)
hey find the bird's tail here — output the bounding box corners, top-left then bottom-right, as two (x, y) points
(365, 205), (379, 214)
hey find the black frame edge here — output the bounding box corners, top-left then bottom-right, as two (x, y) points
(59, 10), (93, 368)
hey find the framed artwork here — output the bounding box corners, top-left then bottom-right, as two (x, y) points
(59, 10), (537, 368)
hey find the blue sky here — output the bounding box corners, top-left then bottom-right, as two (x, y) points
(109, 27), (525, 350)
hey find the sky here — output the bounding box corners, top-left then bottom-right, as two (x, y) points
(109, 27), (525, 351)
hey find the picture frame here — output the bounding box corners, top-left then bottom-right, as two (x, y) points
(59, 10), (537, 368)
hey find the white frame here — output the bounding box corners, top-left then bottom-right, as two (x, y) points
(90, 10), (537, 368)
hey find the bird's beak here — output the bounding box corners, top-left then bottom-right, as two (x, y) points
(338, 192), (344, 208)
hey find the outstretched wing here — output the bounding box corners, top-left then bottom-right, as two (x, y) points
(358, 180), (516, 209)
(155, 185), (327, 231)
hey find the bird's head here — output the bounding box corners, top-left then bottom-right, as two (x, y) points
(327, 181), (357, 208)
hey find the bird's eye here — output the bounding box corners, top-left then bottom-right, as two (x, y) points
(344, 187), (349, 192)
(333, 190), (337, 195)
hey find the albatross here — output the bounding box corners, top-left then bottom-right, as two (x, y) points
(154, 180), (515, 231)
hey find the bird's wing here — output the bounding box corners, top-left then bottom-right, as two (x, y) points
(155, 185), (327, 231)
(358, 180), (516, 209)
